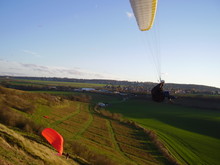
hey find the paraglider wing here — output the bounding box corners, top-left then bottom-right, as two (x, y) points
(42, 128), (63, 155)
(130, 0), (158, 31)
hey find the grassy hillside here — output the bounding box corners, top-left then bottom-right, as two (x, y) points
(0, 86), (79, 164)
(0, 123), (77, 165)
(0, 78), (106, 89)
(2, 85), (219, 164)
(31, 98), (172, 165)
(107, 98), (220, 165)
(0, 86), (176, 165)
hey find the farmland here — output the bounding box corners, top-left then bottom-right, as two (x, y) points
(1, 77), (220, 165)
(107, 99), (220, 165)
(33, 100), (171, 164)
(1, 78), (106, 88)
(0, 86), (174, 165)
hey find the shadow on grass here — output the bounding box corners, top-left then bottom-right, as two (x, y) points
(108, 99), (220, 139)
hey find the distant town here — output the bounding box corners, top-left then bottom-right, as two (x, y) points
(0, 76), (220, 95)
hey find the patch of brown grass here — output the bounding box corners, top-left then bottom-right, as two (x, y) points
(89, 115), (109, 130)
(83, 131), (113, 148)
(97, 109), (123, 121)
(0, 86), (64, 115)
(86, 126), (110, 137)
(0, 123), (75, 165)
(95, 108), (180, 165)
(119, 143), (154, 160)
(0, 106), (43, 134)
(72, 141), (117, 165)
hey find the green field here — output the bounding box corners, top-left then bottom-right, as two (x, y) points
(31, 101), (171, 165)
(27, 89), (220, 165)
(30, 89), (220, 164)
(1, 83), (220, 165)
(0, 86), (175, 165)
(1, 78), (106, 88)
(107, 99), (220, 165)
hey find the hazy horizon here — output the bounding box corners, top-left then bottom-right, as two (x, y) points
(1, 1), (220, 88)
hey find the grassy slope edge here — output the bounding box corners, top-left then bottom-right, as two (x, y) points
(107, 98), (220, 165)
(0, 123), (77, 165)
(0, 86), (178, 165)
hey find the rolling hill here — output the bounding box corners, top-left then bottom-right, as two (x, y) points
(0, 86), (177, 165)
(107, 98), (220, 165)
(1, 76), (220, 93)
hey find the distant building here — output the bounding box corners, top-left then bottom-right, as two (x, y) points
(48, 86), (57, 90)
(119, 93), (127, 96)
(98, 102), (106, 107)
(98, 89), (112, 93)
(74, 89), (82, 92)
(81, 88), (95, 91)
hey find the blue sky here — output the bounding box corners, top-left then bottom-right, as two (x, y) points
(0, 0), (220, 88)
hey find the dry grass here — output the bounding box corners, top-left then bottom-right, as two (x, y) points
(118, 143), (154, 160)
(65, 94), (92, 103)
(71, 141), (117, 165)
(0, 123), (78, 165)
(89, 115), (110, 130)
(95, 108), (179, 165)
(0, 86), (64, 117)
(86, 126), (110, 137)
(126, 154), (159, 165)
(0, 106), (43, 134)
(83, 131), (113, 148)
(0, 86), (179, 165)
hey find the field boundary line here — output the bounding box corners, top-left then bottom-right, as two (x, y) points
(72, 104), (94, 140)
(125, 152), (159, 165)
(107, 120), (138, 165)
(51, 103), (81, 126)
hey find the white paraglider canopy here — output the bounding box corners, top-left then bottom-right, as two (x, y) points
(129, 0), (161, 82)
(130, 0), (158, 31)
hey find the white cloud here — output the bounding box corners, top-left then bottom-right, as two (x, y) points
(22, 50), (41, 57)
(126, 12), (134, 19)
(0, 60), (120, 80)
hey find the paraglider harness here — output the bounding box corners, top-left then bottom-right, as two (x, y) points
(151, 82), (165, 102)
(151, 81), (176, 102)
